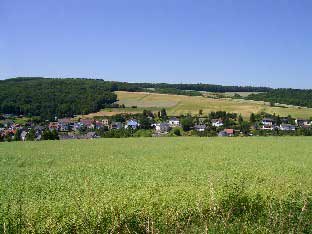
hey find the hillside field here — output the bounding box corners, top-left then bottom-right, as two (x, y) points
(1, 137), (312, 233)
(84, 91), (312, 119)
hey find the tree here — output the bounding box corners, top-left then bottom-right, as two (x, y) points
(181, 116), (194, 131)
(51, 129), (59, 140)
(238, 114), (243, 125)
(276, 115), (281, 125)
(139, 115), (152, 129)
(13, 129), (21, 141)
(240, 121), (251, 135)
(173, 128), (181, 136)
(250, 113), (256, 124)
(160, 108), (167, 120)
(42, 130), (52, 140)
(26, 129), (35, 141)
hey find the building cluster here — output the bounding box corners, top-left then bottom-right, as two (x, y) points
(259, 118), (311, 131)
(1, 112), (312, 141)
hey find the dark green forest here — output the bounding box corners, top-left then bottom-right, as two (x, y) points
(246, 89), (312, 108)
(0, 78), (117, 119)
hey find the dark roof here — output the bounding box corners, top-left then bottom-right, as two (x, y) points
(262, 118), (274, 121)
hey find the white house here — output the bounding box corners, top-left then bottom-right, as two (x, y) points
(21, 131), (27, 141)
(261, 118), (274, 126)
(261, 125), (273, 130)
(279, 124), (296, 131)
(168, 117), (180, 126)
(211, 119), (223, 127)
(295, 119), (311, 127)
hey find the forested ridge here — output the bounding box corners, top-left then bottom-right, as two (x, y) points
(1, 77), (312, 119)
(246, 89), (312, 108)
(0, 77), (117, 119)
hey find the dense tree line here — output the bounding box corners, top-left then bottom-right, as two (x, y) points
(128, 83), (272, 92)
(0, 77), (117, 120)
(246, 89), (312, 108)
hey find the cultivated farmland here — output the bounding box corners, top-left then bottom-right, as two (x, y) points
(84, 91), (312, 119)
(1, 137), (311, 233)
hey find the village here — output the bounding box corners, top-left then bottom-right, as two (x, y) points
(1, 109), (312, 142)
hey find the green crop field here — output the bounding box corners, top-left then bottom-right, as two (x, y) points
(1, 137), (312, 233)
(84, 91), (312, 119)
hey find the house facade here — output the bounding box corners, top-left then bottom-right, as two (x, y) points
(125, 119), (139, 129)
(194, 124), (206, 132)
(168, 117), (180, 126)
(279, 124), (296, 131)
(155, 123), (171, 133)
(211, 119), (223, 127)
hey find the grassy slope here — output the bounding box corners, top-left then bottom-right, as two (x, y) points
(1, 137), (311, 232)
(85, 91), (312, 118)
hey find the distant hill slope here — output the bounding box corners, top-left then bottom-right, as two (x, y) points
(1, 77), (311, 119)
(246, 89), (312, 108)
(0, 78), (117, 119)
(82, 91), (312, 119)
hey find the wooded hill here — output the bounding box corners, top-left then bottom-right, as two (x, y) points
(246, 89), (312, 108)
(1, 77), (311, 119)
(0, 77), (117, 120)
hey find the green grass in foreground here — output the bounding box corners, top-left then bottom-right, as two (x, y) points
(0, 137), (312, 233)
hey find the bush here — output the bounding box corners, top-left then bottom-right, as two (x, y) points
(173, 128), (181, 136)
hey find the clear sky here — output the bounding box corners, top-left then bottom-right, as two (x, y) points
(1, 0), (312, 88)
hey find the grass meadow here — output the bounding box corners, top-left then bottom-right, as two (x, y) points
(84, 91), (312, 119)
(1, 137), (312, 233)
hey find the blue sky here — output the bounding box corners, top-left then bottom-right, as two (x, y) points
(1, 0), (312, 88)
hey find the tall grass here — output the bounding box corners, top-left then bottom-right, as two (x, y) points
(0, 137), (311, 233)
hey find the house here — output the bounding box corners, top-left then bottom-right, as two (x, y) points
(102, 118), (110, 126)
(168, 117), (180, 126)
(279, 124), (296, 131)
(295, 119), (311, 127)
(211, 119), (223, 127)
(80, 119), (94, 129)
(48, 122), (59, 131)
(194, 124), (206, 132)
(73, 122), (84, 131)
(58, 118), (72, 131)
(218, 129), (234, 137)
(125, 119), (139, 129)
(2, 119), (14, 128)
(21, 131), (27, 141)
(111, 122), (123, 130)
(225, 129), (234, 136)
(95, 121), (104, 129)
(34, 125), (45, 134)
(261, 118), (274, 126)
(261, 125), (274, 130)
(155, 123), (171, 133)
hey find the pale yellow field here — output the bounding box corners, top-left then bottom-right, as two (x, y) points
(84, 91), (312, 119)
